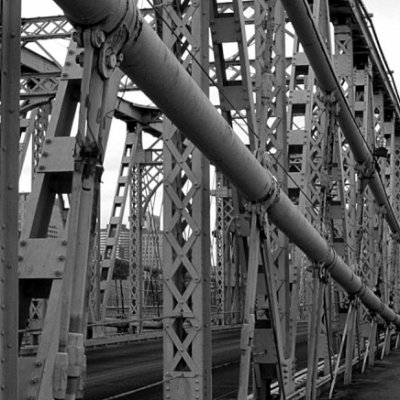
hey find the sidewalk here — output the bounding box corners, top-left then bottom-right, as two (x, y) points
(321, 348), (400, 400)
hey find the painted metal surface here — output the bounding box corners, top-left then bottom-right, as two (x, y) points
(7, 1), (400, 399)
(0, 0), (21, 398)
(53, 0), (400, 330)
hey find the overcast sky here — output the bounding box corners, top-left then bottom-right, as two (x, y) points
(21, 0), (400, 86)
(20, 0), (400, 226)
(364, 0), (400, 90)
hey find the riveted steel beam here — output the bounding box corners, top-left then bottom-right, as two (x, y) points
(280, 0), (400, 237)
(0, 0), (21, 398)
(53, 0), (400, 329)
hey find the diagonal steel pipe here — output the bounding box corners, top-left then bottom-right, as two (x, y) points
(53, 0), (400, 326)
(280, 0), (400, 236)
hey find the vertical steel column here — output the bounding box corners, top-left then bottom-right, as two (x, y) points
(87, 205), (101, 335)
(129, 128), (144, 332)
(18, 55), (81, 400)
(160, 1), (211, 398)
(286, 0), (329, 321)
(344, 59), (376, 385)
(237, 210), (261, 400)
(355, 62), (376, 287)
(389, 128), (400, 311)
(58, 34), (122, 399)
(0, 0), (20, 398)
(213, 174), (234, 325)
(373, 92), (390, 306)
(254, 0), (292, 394)
(210, 0), (257, 328)
(333, 25), (359, 363)
(286, 3), (331, 386)
(333, 24), (357, 265)
(139, 144), (163, 318)
(129, 131), (163, 331)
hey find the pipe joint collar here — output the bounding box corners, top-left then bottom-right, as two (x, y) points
(97, 0), (141, 78)
(356, 159), (376, 180)
(260, 177), (280, 211)
(322, 247), (336, 272)
(352, 280), (367, 299)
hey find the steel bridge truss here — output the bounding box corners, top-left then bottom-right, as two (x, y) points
(2, 0), (400, 399)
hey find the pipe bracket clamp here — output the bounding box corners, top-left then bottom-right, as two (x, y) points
(95, 0), (142, 78)
(260, 177), (280, 212)
(322, 247), (336, 273)
(356, 160), (376, 180)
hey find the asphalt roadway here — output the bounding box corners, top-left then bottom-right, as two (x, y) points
(85, 328), (308, 400)
(85, 329), (242, 399)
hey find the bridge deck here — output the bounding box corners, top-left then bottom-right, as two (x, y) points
(321, 348), (400, 400)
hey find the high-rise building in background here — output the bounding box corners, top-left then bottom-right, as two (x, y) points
(100, 212), (163, 272)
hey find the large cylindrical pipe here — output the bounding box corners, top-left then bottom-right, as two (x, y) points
(279, 0), (400, 235)
(53, 0), (400, 327)
(54, 0), (131, 32)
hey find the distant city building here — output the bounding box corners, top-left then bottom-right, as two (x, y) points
(100, 213), (163, 272)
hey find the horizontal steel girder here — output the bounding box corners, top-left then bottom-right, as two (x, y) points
(53, 0), (400, 327)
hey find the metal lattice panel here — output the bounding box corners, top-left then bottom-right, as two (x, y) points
(129, 135), (163, 329)
(334, 25), (357, 265)
(254, 0), (295, 391)
(100, 127), (141, 317)
(159, 1), (212, 398)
